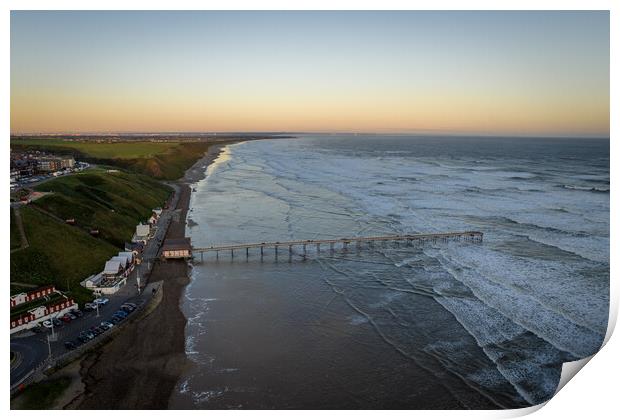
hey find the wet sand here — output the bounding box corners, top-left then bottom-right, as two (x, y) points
(76, 142), (233, 409)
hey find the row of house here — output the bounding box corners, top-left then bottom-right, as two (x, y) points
(10, 285), (56, 308)
(10, 151), (75, 181)
(10, 286), (78, 334)
(80, 207), (162, 295)
(131, 208), (161, 243)
(81, 251), (136, 295)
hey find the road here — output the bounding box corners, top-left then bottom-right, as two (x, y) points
(10, 183), (181, 389)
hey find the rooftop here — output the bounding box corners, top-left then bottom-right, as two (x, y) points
(162, 237), (191, 251)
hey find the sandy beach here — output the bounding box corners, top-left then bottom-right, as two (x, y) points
(75, 142), (233, 409)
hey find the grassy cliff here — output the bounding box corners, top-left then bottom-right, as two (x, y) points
(33, 169), (172, 247)
(10, 206), (119, 304)
(10, 139), (210, 180)
(10, 169), (173, 304)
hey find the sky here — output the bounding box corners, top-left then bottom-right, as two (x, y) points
(10, 11), (610, 136)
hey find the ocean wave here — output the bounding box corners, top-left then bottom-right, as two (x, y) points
(559, 184), (609, 193)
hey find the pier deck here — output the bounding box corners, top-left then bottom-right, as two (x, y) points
(191, 231), (482, 261)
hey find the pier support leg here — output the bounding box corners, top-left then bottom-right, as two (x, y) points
(330, 242), (334, 253)
(302, 244), (306, 259)
(231, 249), (234, 258)
(343, 242), (348, 251)
(216, 250), (219, 260)
(201, 252), (203, 262)
(316, 243), (320, 253)
(275, 246), (278, 260)
(246, 248), (249, 258)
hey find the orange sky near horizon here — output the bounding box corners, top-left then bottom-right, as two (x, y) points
(10, 11), (610, 137)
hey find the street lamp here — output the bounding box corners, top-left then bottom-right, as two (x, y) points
(136, 268), (142, 294)
(46, 333), (52, 362)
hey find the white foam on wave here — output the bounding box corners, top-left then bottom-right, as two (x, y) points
(186, 136), (609, 406)
(426, 246), (605, 357)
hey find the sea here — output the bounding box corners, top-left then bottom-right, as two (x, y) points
(169, 134), (609, 409)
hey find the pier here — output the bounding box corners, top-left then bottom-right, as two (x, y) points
(191, 231), (483, 262)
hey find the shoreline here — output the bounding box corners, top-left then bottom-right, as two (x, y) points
(73, 141), (238, 409)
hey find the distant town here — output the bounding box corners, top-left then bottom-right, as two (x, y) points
(10, 150), (87, 191)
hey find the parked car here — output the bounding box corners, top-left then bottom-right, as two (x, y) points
(89, 326), (102, 336)
(94, 297), (109, 306)
(110, 316), (122, 324)
(67, 312), (77, 320)
(52, 318), (63, 327)
(60, 314), (72, 323)
(84, 303), (97, 311)
(64, 341), (78, 350)
(120, 305), (135, 313)
(101, 321), (114, 329)
(71, 309), (83, 317)
(42, 320), (53, 329)
(78, 332), (93, 342)
(99, 324), (110, 331)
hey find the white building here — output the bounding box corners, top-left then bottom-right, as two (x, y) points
(103, 260), (123, 283)
(132, 222), (151, 243)
(81, 273), (126, 295)
(10, 298), (78, 334)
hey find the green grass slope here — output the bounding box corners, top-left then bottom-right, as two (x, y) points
(10, 139), (210, 180)
(11, 170), (172, 304)
(10, 208), (21, 250)
(10, 206), (119, 304)
(33, 169), (172, 247)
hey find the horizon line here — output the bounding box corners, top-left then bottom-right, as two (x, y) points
(9, 131), (611, 140)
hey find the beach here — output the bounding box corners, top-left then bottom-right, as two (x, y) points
(74, 143), (231, 409)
